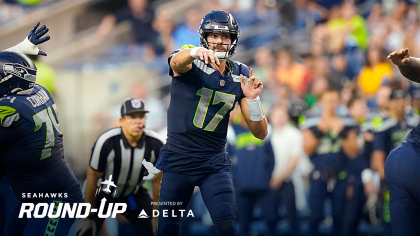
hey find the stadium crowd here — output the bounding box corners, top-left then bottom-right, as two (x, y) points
(2, 0), (420, 235)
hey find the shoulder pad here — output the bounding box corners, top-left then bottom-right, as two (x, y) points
(180, 44), (196, 49)
(371, 116), (383, 129)
(372, 117), (397, 132)
(299, 115), (320, 129)
(229, 60), (249, 83)
(0, 105), (20, 127)
(407, 115), (419, 127)
(341, 116), (357, 127)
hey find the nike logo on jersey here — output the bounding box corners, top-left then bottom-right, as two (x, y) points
(0, 106), (19, 127)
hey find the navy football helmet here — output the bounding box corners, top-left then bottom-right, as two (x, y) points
(198, 9), (240, 59)
(0, 51), (37, 97)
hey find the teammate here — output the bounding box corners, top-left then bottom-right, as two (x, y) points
(342, 96), (373, 236)
(385, 48), (420, 235)
(155, 9), (268, 236)
(227, 107), (275, 236)
(0, 23), (83, 235)
(301, 89), (359, 236)
(76, 98), (164, 236)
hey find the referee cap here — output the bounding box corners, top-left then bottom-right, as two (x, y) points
(121, 98), (149, 117)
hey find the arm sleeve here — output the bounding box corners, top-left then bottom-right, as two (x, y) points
(89, 139), (112, 172)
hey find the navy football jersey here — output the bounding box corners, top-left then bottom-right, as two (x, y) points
(347, 120), (373, 175)
(373, 115), (418, 155)
(300, 115), (357, 172)
(156, 50), (248, 174)
(0, 85), (81, 202)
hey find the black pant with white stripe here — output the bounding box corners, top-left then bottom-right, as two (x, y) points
(93, 191), (153, 236)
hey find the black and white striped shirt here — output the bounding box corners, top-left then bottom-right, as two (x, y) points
(89, 127), (165, 198)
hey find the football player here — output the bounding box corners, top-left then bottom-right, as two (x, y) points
(155, 9), (268, 236)
(0, 23), (83, 236)
(301, 89), (359, 236)
(385, 48), (420, 235)
(371, 88), (417, 236)
(342, 96), (374, 236)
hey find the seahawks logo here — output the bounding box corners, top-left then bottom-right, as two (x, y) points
(3, 63), (36, 83)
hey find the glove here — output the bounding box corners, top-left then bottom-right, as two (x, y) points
(27, 22), (50, 56)
(142, 159), (161, 180)
(5, 22), (50, 56)
(76, 218), (97, 236)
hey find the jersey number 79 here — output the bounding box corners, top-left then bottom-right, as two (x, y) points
(32, 104), (62, 160)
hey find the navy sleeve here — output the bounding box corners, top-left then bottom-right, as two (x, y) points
(373, 130), (387, 152)
(0, 127), (20, 148)
(113, 7), (132, 23)
(168, 49), (181, 77)
(89, 139), (113, 172)
(237, 63), (250, 101)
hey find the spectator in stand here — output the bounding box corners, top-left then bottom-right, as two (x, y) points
(153, 11), (176, 57)
(365, 85), (392, 122)
(269, 104), (302, 236)
(274, 47), (310, 97)
(96, 0), (159, 52)
(329, 51), (353, 91)
(358, 47), (393, 98)
(251, 46), (275, 84)
(173, 8), (201, 49)
(326, 1), (369, 53)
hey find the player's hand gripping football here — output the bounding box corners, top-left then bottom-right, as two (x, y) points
(240, 68), (263, 100)
(76, 218), (97, 236)
(196, 48), (221, 69)
(387, 48), (410, 66)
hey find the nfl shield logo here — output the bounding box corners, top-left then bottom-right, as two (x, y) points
(131, 99), (141, 108)
(220, 80), (225, 87)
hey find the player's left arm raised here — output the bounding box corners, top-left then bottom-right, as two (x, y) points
(4, 22), (50, 56)
(239, 68), (268, 140)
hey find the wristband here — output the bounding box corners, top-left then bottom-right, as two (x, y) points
(246, 96), (265, 121)
(190, 47), (204, 59)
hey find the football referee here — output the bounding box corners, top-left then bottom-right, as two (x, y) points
(76, 98), (164, 236)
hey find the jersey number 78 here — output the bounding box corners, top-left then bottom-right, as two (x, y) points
(33, 104), (62, 160)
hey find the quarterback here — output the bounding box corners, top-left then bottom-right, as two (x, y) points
(155, 9), (268, 236)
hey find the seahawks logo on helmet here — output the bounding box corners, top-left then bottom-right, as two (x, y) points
(3, 63), (36, 83)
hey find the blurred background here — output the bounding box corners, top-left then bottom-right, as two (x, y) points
(1, 0), (420, 235)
